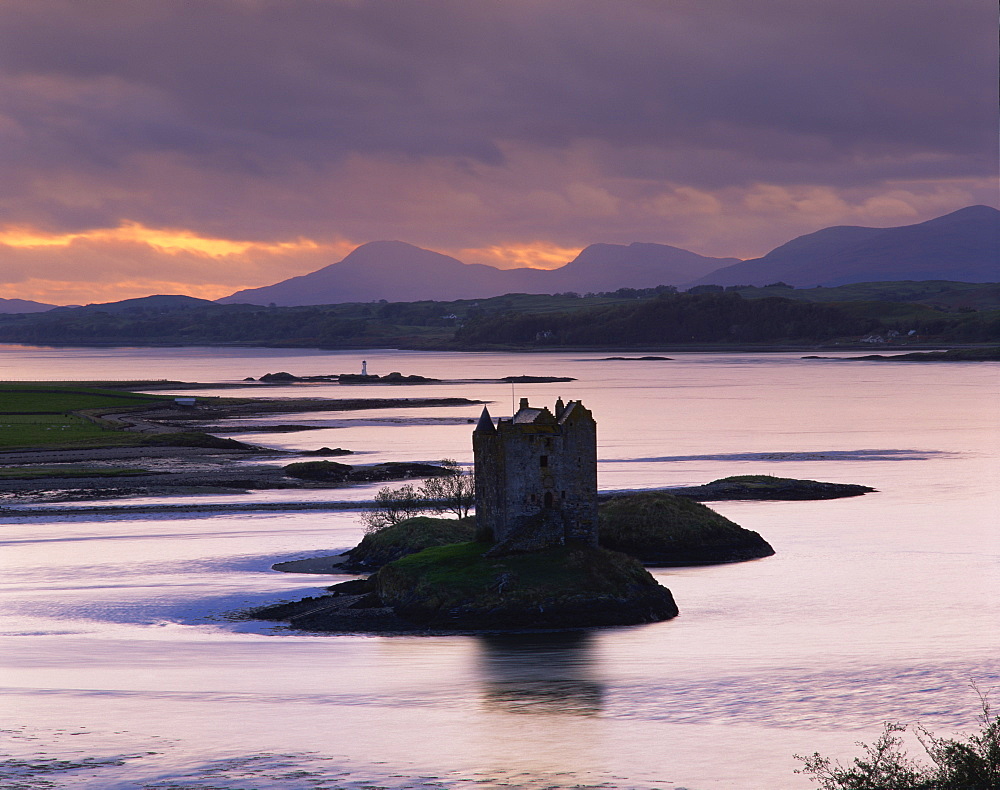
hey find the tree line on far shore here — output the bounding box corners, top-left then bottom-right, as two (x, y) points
(0, 286), (996, 348)
(454, 291), (999, 346)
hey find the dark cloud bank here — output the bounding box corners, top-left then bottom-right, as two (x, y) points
(0, 0), (996, 299)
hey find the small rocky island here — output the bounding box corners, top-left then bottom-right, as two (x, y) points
(251, 368), (578, 385)
(254, 397), (685, 632)
(667, 474), (874, 501)
(803, 347), (1000, 362)
(249, 396), (883, 632)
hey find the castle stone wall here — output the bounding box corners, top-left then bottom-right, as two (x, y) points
(473, 398), (597, 552)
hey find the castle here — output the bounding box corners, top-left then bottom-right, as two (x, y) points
(473, 397), (597, 553)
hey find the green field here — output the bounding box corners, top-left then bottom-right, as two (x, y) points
(0, 463), (148, 479)
(0, 383), (168, 450)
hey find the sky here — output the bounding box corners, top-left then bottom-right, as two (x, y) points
(1, 0), (996, 305)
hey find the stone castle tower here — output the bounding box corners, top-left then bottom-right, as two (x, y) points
(473, 397), (597, 553)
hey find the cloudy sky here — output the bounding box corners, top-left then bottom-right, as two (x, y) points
(1, 0), (996, 304)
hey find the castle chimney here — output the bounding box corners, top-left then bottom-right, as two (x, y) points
(554, 397), (565, 418)
(519, 397), (529, 411)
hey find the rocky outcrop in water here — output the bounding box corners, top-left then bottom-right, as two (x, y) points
(283, 460), (452, 483)
(598, 491), (774, 565)
(670, 475), (874, 501)
(255, 542), (678, 632)
(254, 491), (784, 633)
(375, 543), (678, 629)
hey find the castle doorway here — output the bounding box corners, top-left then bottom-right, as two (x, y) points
(543, 491), (553, 508)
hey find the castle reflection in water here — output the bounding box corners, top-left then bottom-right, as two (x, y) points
(476, 632), (604, 716)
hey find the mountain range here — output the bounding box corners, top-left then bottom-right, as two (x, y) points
(217, 240), (737, 306)
(219, 205), (999, 306)
(2, 206), (996, 313)
(687, 204), (999, 288)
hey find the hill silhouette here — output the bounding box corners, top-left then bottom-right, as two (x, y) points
(218, 240), (735, 306)
(540, 242), (739, 293)
(47, 294), (217, 314)
(219, 241), (506, 305)
(0, 297), (56, 314)
(687, 205), (1000, 287)
(218, 206), (998, 305)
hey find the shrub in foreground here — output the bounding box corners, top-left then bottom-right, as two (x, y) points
(796, 690), (999, 789)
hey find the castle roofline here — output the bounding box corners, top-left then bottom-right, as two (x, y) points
(556, 400), (594, 425)
(485, 398), (593, 437)
(512, 406), (556, 425)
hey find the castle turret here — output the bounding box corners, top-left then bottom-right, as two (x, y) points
(474, 406), (496, 435)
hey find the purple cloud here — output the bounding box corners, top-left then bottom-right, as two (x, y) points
(0, 0), (995, 294)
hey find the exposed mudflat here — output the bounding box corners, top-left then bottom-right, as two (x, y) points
(272, 555), (352, 574)
(106, 395), (483, 431)
(0, 394), (481, 504)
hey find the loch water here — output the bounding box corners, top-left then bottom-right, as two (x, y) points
(0, 345), (997, 789)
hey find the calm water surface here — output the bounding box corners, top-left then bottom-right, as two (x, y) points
(1, 345), (998, 789)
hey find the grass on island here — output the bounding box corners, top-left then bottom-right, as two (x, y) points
(376, 541), (666, 611)
(0, 382), (169, 450)
(379, 540), (664, 599)
(382, 541), (590, 592)
(347, 516), (476, 568)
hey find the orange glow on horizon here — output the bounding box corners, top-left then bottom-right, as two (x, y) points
(0, 222), (362, 304)
(1, 278), (250, 306)
(458, 241), (581, 270)
(0, 221), (323, 258)
(0, 226), (588, 305)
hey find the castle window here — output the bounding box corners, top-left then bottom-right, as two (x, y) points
(544, 491), (553, 508)
(539, 455), (548, 468)
(561, 490), (566, 499)
(531, 493), (537, 503)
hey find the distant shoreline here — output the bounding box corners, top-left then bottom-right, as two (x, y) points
(1, 340), (990, 353)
